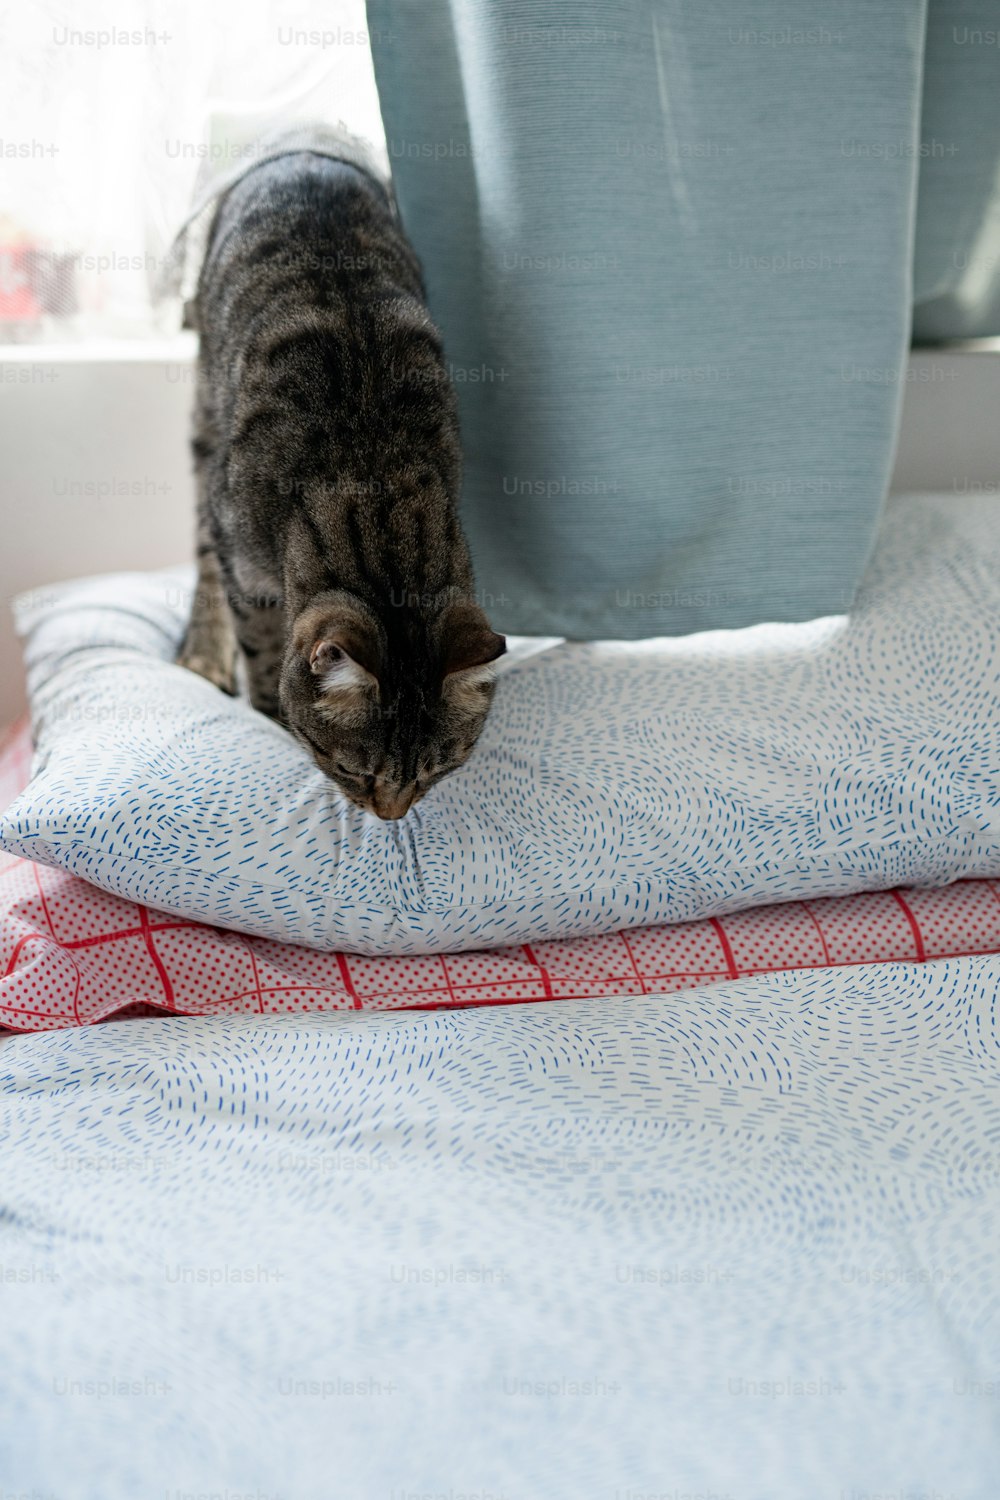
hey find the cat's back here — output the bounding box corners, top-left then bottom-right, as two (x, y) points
(190, 147), (462, 582)
(197, 151), (423, 341)
(208, 153), (391, 260)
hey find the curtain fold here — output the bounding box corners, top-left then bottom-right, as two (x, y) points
(367, 0), (929, 637)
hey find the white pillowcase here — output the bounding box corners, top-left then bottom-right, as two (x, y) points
(3, 492), (999, 955)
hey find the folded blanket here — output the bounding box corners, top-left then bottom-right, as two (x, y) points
(4, 721), (1000, 1030)
(5, 494), (1000, 957)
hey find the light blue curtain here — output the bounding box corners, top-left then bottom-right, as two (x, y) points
(367, 1), (928, 637)
(913, 0), (1000, 343)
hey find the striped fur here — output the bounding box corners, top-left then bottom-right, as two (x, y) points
(178, 151), (504, 819)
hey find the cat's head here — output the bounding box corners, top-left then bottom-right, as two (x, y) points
(279, 589), (506, 819)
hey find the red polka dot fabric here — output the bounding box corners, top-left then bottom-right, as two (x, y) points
(4, 719), (1000, 1032)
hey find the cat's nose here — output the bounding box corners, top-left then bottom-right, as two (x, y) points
(370, 784), (417, 820)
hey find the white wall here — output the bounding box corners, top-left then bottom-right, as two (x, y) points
(887, 344), (1000, 493)
(0, 339), (198, 724)
(2, 344), (999, 726)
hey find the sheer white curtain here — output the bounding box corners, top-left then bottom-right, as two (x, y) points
(1, 0), (385, 340)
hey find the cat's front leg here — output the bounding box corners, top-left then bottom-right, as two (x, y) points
(230, 596), (287, 722)
(177, 537), (238, 696)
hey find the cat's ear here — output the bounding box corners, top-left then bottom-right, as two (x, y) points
(309, 637), (379, 696)
(292, 595), (383, 709)
(437, 600), (506, 709)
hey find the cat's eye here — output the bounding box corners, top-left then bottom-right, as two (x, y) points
(302, 737), (368, 784)
(335, 761), (365, 781)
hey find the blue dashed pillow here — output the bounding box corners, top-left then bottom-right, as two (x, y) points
(3, 492), (1000, 956)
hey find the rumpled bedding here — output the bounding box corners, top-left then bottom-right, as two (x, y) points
(6, 493), (1000, 958)
(4, 719), (1000, 1027)
(3, 956), (999, 1498)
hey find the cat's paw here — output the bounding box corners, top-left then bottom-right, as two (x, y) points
(177, 647), (237, 696)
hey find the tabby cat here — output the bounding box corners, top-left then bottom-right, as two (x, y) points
(178, 148), (505, 820)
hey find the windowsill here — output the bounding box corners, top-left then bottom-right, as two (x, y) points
(0, 333), (198, 363)
(3, 335), (1000, 364)
(910, 336), (1000, 354)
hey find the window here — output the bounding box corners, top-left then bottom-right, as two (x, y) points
(1, 0), (386, 340)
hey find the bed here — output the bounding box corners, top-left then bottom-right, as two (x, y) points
(4, 488), (1000, 1495)
(3, 958), (1000, 1498)
(3, 723), (1000, 1497)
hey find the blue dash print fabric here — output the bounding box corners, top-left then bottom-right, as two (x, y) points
(4, 959), (1000, 1495)
(1, 493), (999, 954)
